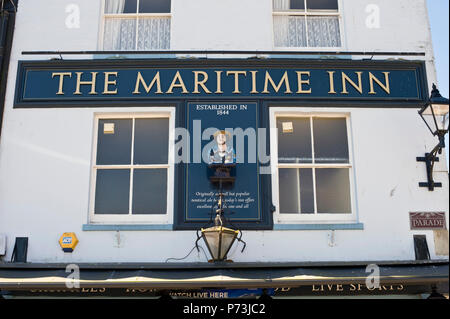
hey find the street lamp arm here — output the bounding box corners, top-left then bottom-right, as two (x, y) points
(417, 84), (449, 191)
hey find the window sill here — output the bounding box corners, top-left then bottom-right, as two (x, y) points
(82, 223), (363, 231)
(271, 47), (344, 51)
(82, 224), (173, 231)
(273, 223), (364, 231)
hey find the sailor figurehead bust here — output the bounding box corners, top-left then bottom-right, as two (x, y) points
(209, 130), (235, 164)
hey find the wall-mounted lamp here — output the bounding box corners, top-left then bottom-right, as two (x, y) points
(417, 84), (449, 191)
(196, 162), (246, 263)
(201, 219), (240, 262)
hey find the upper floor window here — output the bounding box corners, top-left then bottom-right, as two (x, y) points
(102, 0), (171, 51)
(270, 109), (356, 223)
(89, 110), (175, 224)
(273, 0), (342, 48)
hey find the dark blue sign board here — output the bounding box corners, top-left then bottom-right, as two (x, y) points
(186, 102), (259, 222)
(14, 59), (427, 107)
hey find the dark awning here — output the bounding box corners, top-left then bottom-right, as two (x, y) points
(1, 260), (448, 293)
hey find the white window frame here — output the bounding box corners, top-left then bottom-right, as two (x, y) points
(89, 108), (175, 224)
(272, 0), (345, 51)
(98, 0), (172, 51)
(270, 107), (357, 224)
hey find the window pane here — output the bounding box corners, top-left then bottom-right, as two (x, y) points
(298, 168), (315, 213)
(103, 18), (137, 50)
(273, 0), (292, 10)
(316, 168), (351, 214)
(279, 168), (300, 214)
(137, 17), (171, 50)
(97, 119), (132, 165)
(306, 0), (338, 10)
(95, 169), (130, 214)
(134, 118), (169, 164)
(132, 169), (167, 214)
(105, 0), (137, 13)
(313, 118), (349, 163)
(277, 117), (312, 163)
(139, 0), (171, 13)
(307, 16), (341, 47)
(278, 168), (314, 214)
(273, 15), (307, 47)
(290, 0), (305, 10)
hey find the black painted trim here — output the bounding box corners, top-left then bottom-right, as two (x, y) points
(1, 259), (447, 270)
(0, 7), (17, 139)
(21, 50), (427, 56)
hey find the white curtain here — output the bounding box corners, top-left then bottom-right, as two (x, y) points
(273, 0), (290, 11)
(274, 15), (307, 47)
(103, 18), (136, 50)
(307, 16), (341, 47)
(103, 0), (171, 50)
(138, 17), (171, 50)
(273, 0), (341, 47)
(104, 0), (125, 14)
(274, 15), (340, 47)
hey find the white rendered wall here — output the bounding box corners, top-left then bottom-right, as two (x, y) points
(0, 0), (447, 263)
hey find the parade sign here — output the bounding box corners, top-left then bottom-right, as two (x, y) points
(410, 212), (447, 230)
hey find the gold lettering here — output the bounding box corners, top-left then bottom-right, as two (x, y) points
(336, 284), (344, 292)
(226, 71), (247, 94)
(103, 72), (118, 95)
(263, 71), (292, 94)
(133, 71), (162, 94)
(296, 71), (311, 94)
(369, 72), (390, 94)
(167, 71), (189, 94)
(327, 71), (336, 94)
(349, 284), (357, 291)
(341, 71), (363, 94)
(250, 70), (259, 93)
(312, 285), (320, 292)
(74, 72), (98, 95)
(52, 72), (72, 95)
(193, 71), (211, 94)
(215, 71), (223, 94)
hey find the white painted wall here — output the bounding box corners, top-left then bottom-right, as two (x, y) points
(0, 0), (447, 263)
(171, 0), (274, 51)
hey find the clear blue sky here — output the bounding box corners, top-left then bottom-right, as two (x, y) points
(427, 0), (449, 168)
(428, 0), (449, 97)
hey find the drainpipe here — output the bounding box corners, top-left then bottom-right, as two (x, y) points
(0, 0), (18, 139)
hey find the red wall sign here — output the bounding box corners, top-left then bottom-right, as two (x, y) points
(410, 212), (447, 230)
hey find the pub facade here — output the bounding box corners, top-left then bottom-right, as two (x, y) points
(0, 0), (448, 299)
